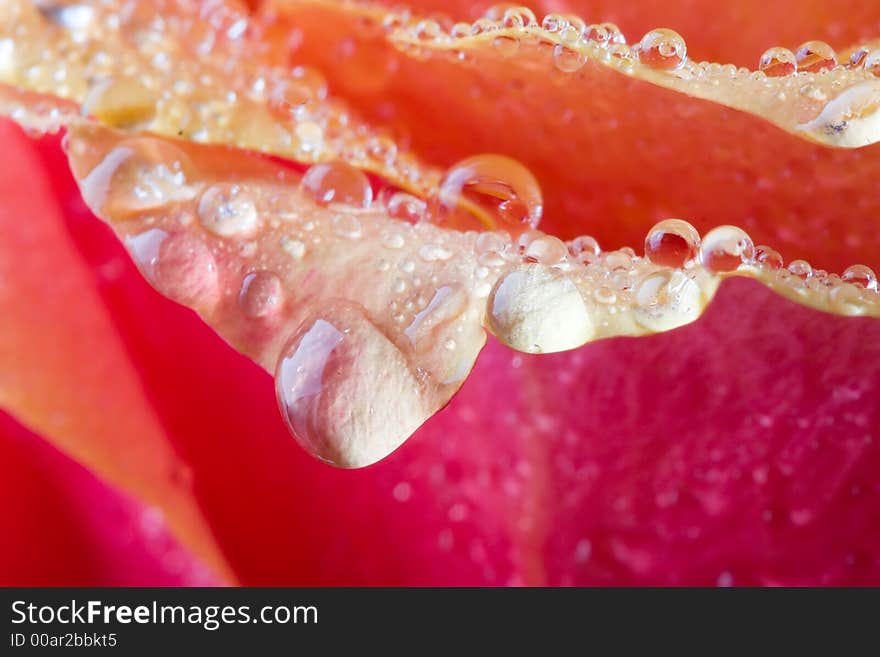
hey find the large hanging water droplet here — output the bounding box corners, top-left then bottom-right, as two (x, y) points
(197, 183), (258, 237)
(795, 41), (837, 73)
(300, 161), (373, 208)
(79, 138), (199, 218)
(644, 219), (700, 268)
(758, 47), (797, 77)
(274, 301), (430, 468)
(638, 29), (687, 70)
(634, 269), (705, 332)
(488, 264), (593, 353)
(699, 226), (755, 272)
(429, 154), (543, 234)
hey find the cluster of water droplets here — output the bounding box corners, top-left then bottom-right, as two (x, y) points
(0, 0), (444, 190)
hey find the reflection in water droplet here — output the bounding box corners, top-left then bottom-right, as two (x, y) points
(795, 41), (837, 73)
(638, 29), (687, 70)
(300, 161), (373, 208)
(275, 302), (428, 468)
(699, 226), (755, 273)
(758, 47), (797, 77)
(842, 264), (879, 291)
(644, 219), (700, 268)
(239, 270), (283, 318)
(430, 154), (543, 233)
(197, 183), (258, 237)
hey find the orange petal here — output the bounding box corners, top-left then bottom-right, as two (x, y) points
(0, 118), (233, 582)
(265, 1), (880, 273)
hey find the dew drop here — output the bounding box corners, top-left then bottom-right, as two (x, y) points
(381, 231), (406, 249)
(382, 190), (426, 223)
(300, 161), (372, 208)
(634, 269), (704, 332)
(80, 138), (199, 218)
(584, 24), (610, 45)
(140, 229), (219, 312)
(842, 264), (879, 291)
(523, 234), (568, 265)
(197, 183), (258, 237)
(332, 214), (362, 239)
(699, 226), (755, 272)
(275, 301), (429, 468)
(502, 7), (537, 28)
(281, 236), (306, 260)
(239, 270), (283, 318)
(638, 29), (687, 70)
(862, 50), (880, 76)
(569, 235), (601, 260)
(795, 41), (837, 73)
(541, 14), (568, 33)
(553, 44), (586, 72)
(493, 35), (520, 57)
(787, 259), (813, 279)
(644, 219), (700, 268)
(758, 47), (797, 77)
(489, 264), (594, 353)
(430, 154), (543, 233)
(754, 245), (784, 270)
(419, 243), (453, 262)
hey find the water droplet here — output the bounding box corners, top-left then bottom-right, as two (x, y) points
(602, 23), (626, 44)
(404, 285), (468, 347)
(842, 264), (878, 291)
(80, 138), (199, 218)
(754, 245), (784, 270)
(489, 264), (594, 353)
(758, 47), (797, 77)
(634, 269), (704, 332)
(197, 183), (258, 237)
(523, 234), (568, 265)
(644, 219), (700, 268)
(584, 24), (611, 45)
(419, 243), (453, 262)
(275, 301), (428, 468)
(569, 235), (601, 260)
(493, 35), (520, 57)
(553, 44), (586, 72)
(862, 49), (880, 76)
(332, 214), (362, 239)
(281, 237), (306, 259)
(502, 7), (537, 28)
(381, 231), (406, 249)
(638, 29), (687, 70)
(39, 3), (94, 31)
(239, 270), (283, 318)
(541, 14), (568, 33)
(300, 161), (372, 208)
(699, 226), (755, 272)
(430, 154), (543, 233)
(382, 190), (425, 223)
(787, 259), (813, 279)
(795, 41), (837, 73)
(127, 230), (219, 310)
